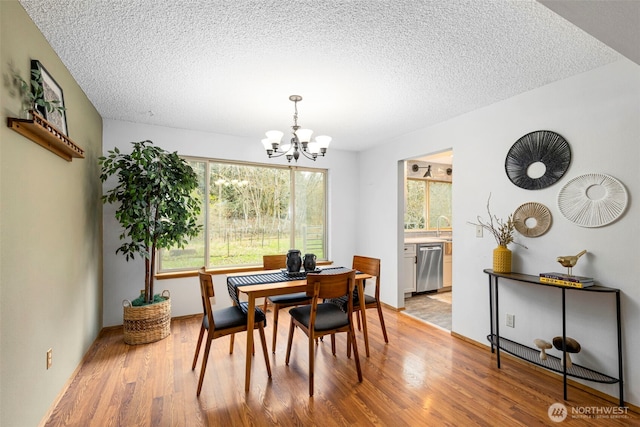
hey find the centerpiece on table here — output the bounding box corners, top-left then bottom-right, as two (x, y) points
(471, 195), (527, 273)
(99, 140), (202, 344)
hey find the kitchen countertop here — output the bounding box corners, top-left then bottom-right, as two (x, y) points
(404, 237), (451, 244)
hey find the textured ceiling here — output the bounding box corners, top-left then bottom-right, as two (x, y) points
(18, 0), (624, 152)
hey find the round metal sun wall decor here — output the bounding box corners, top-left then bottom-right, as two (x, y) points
(557, 173), (628, 228)
(513, 202), (552, 237)
(505, 130), (571, 190)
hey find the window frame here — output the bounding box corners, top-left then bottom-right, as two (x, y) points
(405, 177), (452, 232)
(157, 156), (328, 273)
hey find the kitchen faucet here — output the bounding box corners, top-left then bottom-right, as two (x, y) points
(436, 215), (451, 237)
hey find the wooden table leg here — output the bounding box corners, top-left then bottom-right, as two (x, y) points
(244, 296), (256, 392)
(358, 279), (370, 357)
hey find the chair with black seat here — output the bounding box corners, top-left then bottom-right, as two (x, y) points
(262, 254), (312, 353)
(193, 267), (271, 396)
(191, 266), (246, 368)
(333, 256), (387, 357)
(192, 268), (211, 370)
(285, 269), (363, 396)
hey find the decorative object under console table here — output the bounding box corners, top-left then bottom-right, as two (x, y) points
(483, 269), (623, 407)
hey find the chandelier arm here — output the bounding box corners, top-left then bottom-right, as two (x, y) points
(299, 148), (317, 161)
(267, 136), (298, 159)
(266, 149), (289, 159)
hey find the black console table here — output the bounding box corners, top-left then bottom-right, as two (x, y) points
(484, 269), (624, 407)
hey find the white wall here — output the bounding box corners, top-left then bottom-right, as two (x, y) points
(102, 120), (359, 326)
(356, 58), (640, 406)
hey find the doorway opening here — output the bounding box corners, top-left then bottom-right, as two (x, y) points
(402, 149), (453, 330)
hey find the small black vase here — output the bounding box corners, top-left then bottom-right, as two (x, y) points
(286, 249), (302, 273)
(303, 253), (317, 272)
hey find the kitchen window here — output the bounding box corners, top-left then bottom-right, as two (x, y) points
(404, 179), (452, 231)
(158, 158), (327, 271)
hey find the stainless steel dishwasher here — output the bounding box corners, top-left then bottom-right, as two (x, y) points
(416, 243), (443, 292)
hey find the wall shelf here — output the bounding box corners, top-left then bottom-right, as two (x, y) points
(7, 111), (84, 161)
(484, 269), (624, 407)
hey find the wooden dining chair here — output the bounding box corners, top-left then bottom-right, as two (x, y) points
(333, 256), (387, 357)
(262, 254), (286, 271)
(285, 270), (363, 396)
(262, 254), (312, 353)
(192, 267), (213, 370)
(193, 267), (271, 396)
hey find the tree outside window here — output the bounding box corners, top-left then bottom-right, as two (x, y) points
(405, 178), (452, 231)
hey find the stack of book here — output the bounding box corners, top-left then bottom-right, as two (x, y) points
(539, 272), (595, 288)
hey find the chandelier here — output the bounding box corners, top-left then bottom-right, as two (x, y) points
(261, 95), (331, 163)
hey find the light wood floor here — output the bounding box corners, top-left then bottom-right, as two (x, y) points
(43, 306), (635, 426)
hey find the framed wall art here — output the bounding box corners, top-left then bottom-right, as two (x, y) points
(513, 202), (551, 237)
(505, 130), (570, 190)
(31, 59), (68, 136)
(557, 173), (628, 228)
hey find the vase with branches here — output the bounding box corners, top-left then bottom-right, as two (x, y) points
(470, 194), (526, 273)
(471, 195), (527, 249)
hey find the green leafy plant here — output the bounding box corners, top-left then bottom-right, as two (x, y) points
(99, 140), (202, 304)
(13, 68), (66, 114)
(471, 194), (527, 249)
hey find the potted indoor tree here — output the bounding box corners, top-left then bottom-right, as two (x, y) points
(99, 140), (201, 344)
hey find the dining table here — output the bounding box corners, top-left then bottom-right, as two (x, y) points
(226, 267), (373, 392)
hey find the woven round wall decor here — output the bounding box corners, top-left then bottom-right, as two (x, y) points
(513, 202), (551, 237)
(505, 130), (571, 190)
(557, 173), (628, 228)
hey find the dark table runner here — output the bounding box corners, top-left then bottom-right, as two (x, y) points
(227, 267), (356, 314)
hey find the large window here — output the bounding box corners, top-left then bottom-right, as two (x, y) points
(159, 159), (327, 271)
(404, 179), (452, 231)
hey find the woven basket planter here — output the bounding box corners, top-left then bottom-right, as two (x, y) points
(123, 290), (171, 345)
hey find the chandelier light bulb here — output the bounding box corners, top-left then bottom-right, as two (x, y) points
(265, 130), (284, 145)
(315, 135), (331, 147)
(307, 141), (320, 154)
(315, 135), (331, 153)
(295, 128), (313, 144)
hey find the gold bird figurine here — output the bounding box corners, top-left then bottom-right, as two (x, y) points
(557, 250), (587, 276)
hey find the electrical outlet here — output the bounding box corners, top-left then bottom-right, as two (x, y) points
(475, 225), (483, 238)
(506, 314), (515, 328)
(46, 348), (52, 369)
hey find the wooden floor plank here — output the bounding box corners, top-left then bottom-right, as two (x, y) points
(43, 308), (636, 426)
